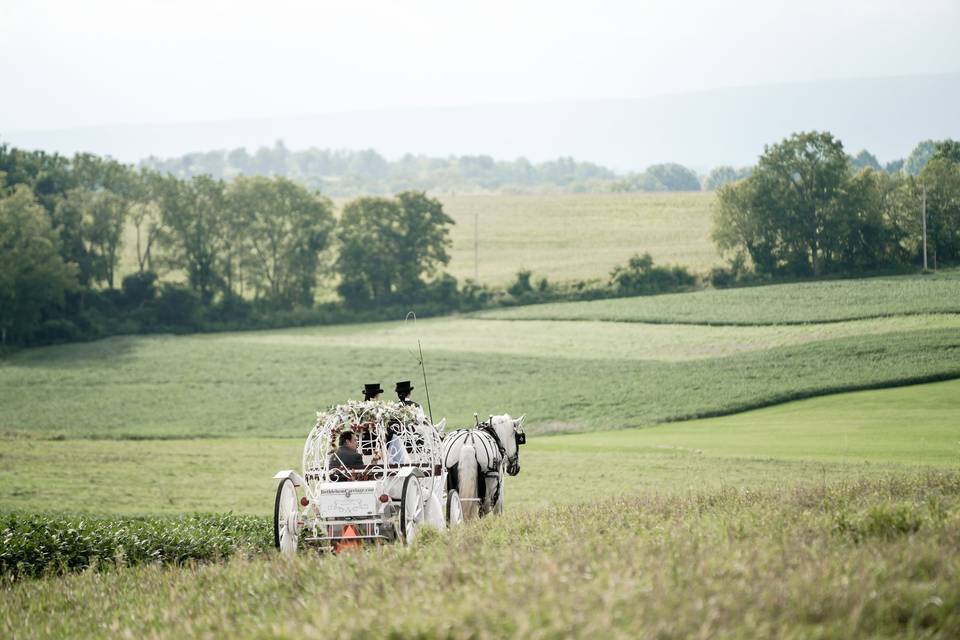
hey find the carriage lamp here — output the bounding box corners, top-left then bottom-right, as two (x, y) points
(300, 497), (310, 507)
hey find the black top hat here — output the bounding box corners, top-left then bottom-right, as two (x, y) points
(395, 380), (414, 395)
(363, 383), (384, 398)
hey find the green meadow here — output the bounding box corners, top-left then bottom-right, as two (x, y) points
(480, 270), (960, 325)
(3, 271), (960, 638)
(441, 192), (720, 284)
(119, 191), (719, 288)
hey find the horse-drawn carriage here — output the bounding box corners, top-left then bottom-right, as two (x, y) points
(272, 401), (463, 554)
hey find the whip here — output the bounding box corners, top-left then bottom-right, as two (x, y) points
(405, 311), (434, 424)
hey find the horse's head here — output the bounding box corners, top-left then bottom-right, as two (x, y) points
(491, 414), (526, 476)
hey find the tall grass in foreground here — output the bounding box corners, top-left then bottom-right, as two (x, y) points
(3, 473), (958, 639)
(0, 513), (270, 579)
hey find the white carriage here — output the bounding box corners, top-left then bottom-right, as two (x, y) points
(272, 400), (463, 553)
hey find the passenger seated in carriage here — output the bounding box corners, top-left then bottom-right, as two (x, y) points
(395, 380), (420, 407)
(328, 431), (379, 471)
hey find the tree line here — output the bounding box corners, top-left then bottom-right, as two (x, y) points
(0, 145), (464, 345)
(140, 139), (943, 196)
(3, 131), (958, 347)
(713, 133), (960, 279)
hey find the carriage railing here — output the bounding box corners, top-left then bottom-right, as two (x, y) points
(301, 400), (444, 505)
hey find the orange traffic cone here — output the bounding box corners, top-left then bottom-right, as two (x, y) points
(334, 524), (362, 554)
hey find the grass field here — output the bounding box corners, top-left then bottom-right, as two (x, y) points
(119, 192), (719, 288)
(2, 379), (958, 516)
(441, 192), (719, 284)
(3, 474), (959, 638)
(2, 319), (959, 438)
(4, 272), (960, 638)
(480, 270), (960, 325)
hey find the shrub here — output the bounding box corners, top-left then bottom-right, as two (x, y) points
(0, 512), (271, 579)
(121, 271), (159, 308)
(610, 253), (697, 295)
(153, 284), (202, 328)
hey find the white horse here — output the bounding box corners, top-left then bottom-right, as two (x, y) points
(441, 414), (525, 520)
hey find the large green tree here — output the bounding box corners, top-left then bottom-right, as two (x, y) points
(0, 185), (78, 344)
(919, 150), (960, 265)
(154, 175), (230, 304)
(335, 191), (454, 307)
(714, 131), (854, 276)
(228, 176), (335, 307)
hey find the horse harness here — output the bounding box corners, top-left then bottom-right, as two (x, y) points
(443, 423), (504, 512)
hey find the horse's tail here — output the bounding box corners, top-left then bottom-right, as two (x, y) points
(458, 442), (479, 521)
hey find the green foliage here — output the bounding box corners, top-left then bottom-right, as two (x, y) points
(919, 155), (960, 264)
(120, 271), (158, 308)
(905, 139), (936, 175)
(152, 283), (202, 328)
(0, 185), (78, 344)
(0, 512), (270, 579)
(714, 132), (923, 276)
(703, 165), (752, 190)
(142, 143), (619, 195)
(154, 175), (230, 305)
(931, 139), (960, 164)
(336, 191), (454, 307)
(850, 149), (882, 171)
(613, 163), (702, 192)
(645, 162), (701, 191)
(609, 252), (696, 295)
(227, 176), (335, 308)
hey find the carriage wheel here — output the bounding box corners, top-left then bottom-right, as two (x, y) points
(446, 489), (464, 527)
(273, 478), (299, 554)
(399, 474), (424, 545)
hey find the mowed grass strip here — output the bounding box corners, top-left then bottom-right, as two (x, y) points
(226, 313), (960, 362)
(2, 474), (958, 639)
(479, 270), (960, 325)
(2, 326), (959, 438)
(2, 379), (958, 515)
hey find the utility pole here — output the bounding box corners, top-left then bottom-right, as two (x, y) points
(474, 211), (479, 282)
(922, 183), (928, 271)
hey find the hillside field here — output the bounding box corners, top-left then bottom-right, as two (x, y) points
(120, 191), (719, 288)
(3, 272), (960, 638)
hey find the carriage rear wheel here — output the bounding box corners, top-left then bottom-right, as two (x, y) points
(399, 474), (424, 545)
(446, 489), (464, 526)
(273, 478), (299, 554)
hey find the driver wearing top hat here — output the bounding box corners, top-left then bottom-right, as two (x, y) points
(395, 380), (419, 407)
(363, 383), (384, 401)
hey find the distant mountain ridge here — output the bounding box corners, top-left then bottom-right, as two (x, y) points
(3, 73), (958, 171)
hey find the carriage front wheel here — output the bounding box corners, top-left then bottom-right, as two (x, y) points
(446, 489), (464, 527)
(273, 478), (299, 554)
(399, 474), (424, 545)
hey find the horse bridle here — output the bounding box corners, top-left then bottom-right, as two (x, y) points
(479, 418), (525, 474)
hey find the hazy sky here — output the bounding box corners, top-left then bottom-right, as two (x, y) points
(2, 0), (959, 132)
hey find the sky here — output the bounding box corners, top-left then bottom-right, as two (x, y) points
(2, 0), (959, 133)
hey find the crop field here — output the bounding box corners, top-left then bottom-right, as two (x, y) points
(480, 270), (960, 325)
(119, 192), (718, 288)
(2, 379), (958, 517)
(3, 273), (960, 638)
(441, 192), (719, 284)
(3, 473), (959, 638)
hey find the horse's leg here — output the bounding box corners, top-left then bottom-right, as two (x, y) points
(458, 442), (479, 520)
